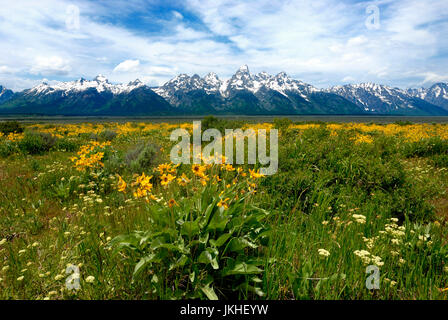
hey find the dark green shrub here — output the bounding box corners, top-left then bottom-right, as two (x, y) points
(104, 141), (163, 175)
(202, 116), (246, 134)
(55, 138), (80, 152)
(432, 154), (448, 168)
(18, 131), (57, 155)
(394, 121), (413, 126)
(0, 141), (18, 158)
(273, 117), (292, 131)
(402, 137), (448, 158)
(202, 116), (221, 132)
(0, 121), (24, 134)
(126, 141), (162, 173)
(100, 129), (118, 141)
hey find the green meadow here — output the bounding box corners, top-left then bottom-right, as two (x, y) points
(1, 118), (448, 300)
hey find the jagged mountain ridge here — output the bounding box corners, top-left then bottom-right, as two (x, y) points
(0, 76), (174, 116)
(0, 66), (447, 115)
(326, 83), (448, 115)
(154, 65), (318, 103)
(407, 83), (448, 110)
(153, 65), (362, 115)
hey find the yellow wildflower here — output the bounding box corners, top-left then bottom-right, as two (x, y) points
(217, 198), (230, 209)
(160, 173), (176, 186)
(117, 175), (127, 193)
(168, 198), (178, 208)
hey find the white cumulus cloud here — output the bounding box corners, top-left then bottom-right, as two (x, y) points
(113, 59), (140, 73)
(30, 56), (71, 76)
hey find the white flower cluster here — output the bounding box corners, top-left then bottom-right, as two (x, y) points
(318, 248), (330, 257)
(352, 214), (366, 224)
(354, 250), (384, 266)
(362, 236), (378, 249)
(382, 218), (406, 238)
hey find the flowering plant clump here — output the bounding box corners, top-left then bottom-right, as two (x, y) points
(111, 162), (270, 299)
(71, 141), (111, 171)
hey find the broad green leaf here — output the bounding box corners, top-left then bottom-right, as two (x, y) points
(133, 253), (156, 278)
(201, 198), (220, 230)
(222, 262), (263, 276)
(209, 233), (231, 248)
(201, 284), (218, 300)
(227, 237), (258, 252)
(169, 255), (189, 271)
(207, 211), (230, 231)
(180, 220), (200, 236)
(199, 232), (209, 244)
(198, 249), (219, 269)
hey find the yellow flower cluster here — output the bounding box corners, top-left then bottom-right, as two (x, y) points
(131, 172), (154, 199)
(5, 132), (24, 141)
(329, 123), (448, 142)
(28, 122), (191, 139)
(19, 122), (448, 146)
(71, 141), (110, 171)
(117, 160), (265, 209)
(353, 134), (374, 144)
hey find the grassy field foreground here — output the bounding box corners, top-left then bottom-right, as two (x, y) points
(1, 119), (448, 299)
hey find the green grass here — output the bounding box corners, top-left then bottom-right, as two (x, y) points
(1, 121), (448, 299)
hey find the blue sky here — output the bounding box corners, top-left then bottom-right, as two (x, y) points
(0, 0), (447, 91)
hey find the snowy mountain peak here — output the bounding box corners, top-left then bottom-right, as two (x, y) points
(128, 79), (142, 86)
(169, 74), (190, 83)
(0, 85), (14, 103)
(204, 72), (220, 83)
(94, 74), (108, 83)
(408, 82), (448, 110)
(238, 65), (250, 73)
(255, 72), (270, 81)
(204, 72), (222, 93)
(0, 85), (12, 95)
(275, 71), (289, 79)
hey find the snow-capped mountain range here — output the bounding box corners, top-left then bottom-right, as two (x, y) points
(407, 83), (448, 110)
(29, 75), (145, 96)
(0, 65), (447, 116)
(325, 82), (448, 115)
(154, 65), (319, 102)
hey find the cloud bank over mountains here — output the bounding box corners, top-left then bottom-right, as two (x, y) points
(0, 0), (447, 91)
